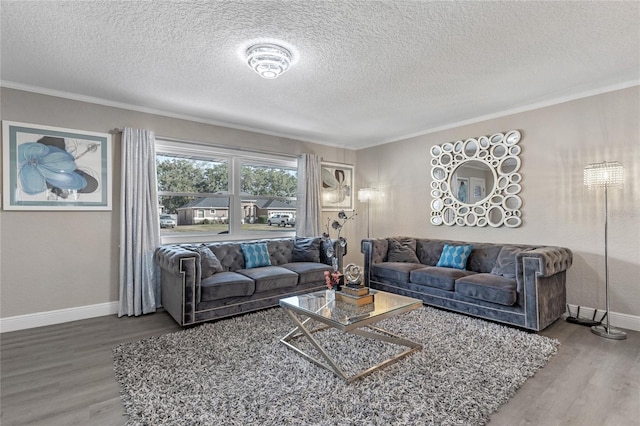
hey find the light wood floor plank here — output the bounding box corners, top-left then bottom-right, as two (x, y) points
(1, 310), (638, 425)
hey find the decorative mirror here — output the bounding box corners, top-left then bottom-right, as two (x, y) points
(430, 130), (523, 227)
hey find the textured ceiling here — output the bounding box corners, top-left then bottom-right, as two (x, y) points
(1, 1), (638, 149)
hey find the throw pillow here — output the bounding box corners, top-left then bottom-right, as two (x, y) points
(436, 244), (473, 270)
(241, 242), (272, 269)
(198, 245), (224, 278)
(387, 238), (420, 263)
(292, 237), (321, 262)
(184, 245), (224, 278)
(491, 246), (524, 278)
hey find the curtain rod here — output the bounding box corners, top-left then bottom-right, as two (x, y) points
(111, 128), (300, 159)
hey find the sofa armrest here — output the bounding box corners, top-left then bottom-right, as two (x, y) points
(361, 238), (389, 286)
(154, 245), (200, 325)
(518, 246), (573, 278)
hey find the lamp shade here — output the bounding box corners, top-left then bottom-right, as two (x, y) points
(358, 187), (377, 202)
(584, 161), (624, 190)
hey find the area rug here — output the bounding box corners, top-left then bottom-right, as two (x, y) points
(113, 306), (558, 426)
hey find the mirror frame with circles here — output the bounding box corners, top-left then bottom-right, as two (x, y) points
(429, 130), (523, 228)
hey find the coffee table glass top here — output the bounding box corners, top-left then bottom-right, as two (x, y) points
(279, 289), (422, 328)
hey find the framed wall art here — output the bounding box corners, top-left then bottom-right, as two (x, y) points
(2, 121), (112, 210)
(321, 161), (354, 211)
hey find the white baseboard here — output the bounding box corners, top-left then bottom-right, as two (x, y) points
(0, 301), (119, 333)
(566, 304), (640, 332)
(2, 302), (638, 334)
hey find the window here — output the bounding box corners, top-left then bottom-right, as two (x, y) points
(156, 139), (297, 243)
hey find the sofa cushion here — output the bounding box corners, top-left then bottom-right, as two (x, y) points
(292, 237), (321, 263)
(241, 243), (272, 269)
(237, 266), (298, 292)
(200, 272), (255, 302)
(490, 246), (525, 278)
(281, 262), (332, 285)
(372, 262), (424, 283)
(410, 266), (477, 291)
(455, 273), (517, 306)
(387, 237), (420, 263)
(437, 244), (473, 269)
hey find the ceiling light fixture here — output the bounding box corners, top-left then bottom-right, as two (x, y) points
(246, 43), (292, 79)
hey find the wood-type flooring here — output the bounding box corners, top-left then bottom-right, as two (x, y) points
(1, 310), (638, 425)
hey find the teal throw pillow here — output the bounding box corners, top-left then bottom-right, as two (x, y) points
(241, 243), (271, 269)
(436, 244), (473, 270)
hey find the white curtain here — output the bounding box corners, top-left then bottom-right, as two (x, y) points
(295, 153), (322, 236)
(118, 128), (161, 317)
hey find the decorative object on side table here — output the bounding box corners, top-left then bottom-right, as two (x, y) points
(583, 161), (627, 340)
(322, 210), (357, 289)
(336, 263), (374, 306)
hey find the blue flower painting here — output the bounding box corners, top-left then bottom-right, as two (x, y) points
(18, 142), (88, 195)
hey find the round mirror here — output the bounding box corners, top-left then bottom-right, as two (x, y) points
(463, 139), (478, 157)
(499, 157), (520, 174)
(505, 130), (521, 145)
(441, 153), (452, 165)
(504, 195), (522, 210)
(432, 166), (446, 181)
(431, 146), (442, 156)
(454, 141), (464, 153)
(450, 160), (495, 204)
(442, 207), (456, 226)
(431, 199), (444, 211)
(431, 216), (443, 225)
(488, 206), (504, 227)
(491, 145), (507, 158)
(490, 133), (503, 144)
(431, 189), (442, 198)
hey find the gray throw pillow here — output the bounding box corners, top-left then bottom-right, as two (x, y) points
(191, 245), (224, 278)
(490, 246), (523, 278)
(292, 237), (321, 262)
(387, 238), (420, 263)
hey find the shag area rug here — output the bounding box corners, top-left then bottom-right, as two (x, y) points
(113, 307), (558, 426)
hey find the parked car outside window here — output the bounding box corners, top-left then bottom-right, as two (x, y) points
(267, 214), (294, 227)
(160, 214), (176, 228)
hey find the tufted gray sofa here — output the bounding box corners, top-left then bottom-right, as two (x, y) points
(361, 237), (573, 331)
(155, 237), (338, 326)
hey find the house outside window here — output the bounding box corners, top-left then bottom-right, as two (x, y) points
(156, 139), (297, 243)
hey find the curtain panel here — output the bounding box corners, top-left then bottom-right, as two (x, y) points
(118, 128), (161, 317)
(295, 153), (322, 236)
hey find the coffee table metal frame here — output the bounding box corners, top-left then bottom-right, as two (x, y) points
(279, 289), (423, 382)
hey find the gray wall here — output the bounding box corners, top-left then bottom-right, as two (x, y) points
(0, 88), (355, 317)
(2, 86), (638, 321)
(355, 86), (640, 317)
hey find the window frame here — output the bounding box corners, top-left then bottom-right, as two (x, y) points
(156, 138), (298, 244)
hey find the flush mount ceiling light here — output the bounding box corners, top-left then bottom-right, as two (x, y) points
(246, 43), (292, 79)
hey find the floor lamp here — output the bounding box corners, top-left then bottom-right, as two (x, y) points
(357, 188), (377, 238)
(584, 161), (626, 340)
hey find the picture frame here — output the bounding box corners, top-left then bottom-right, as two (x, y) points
(2, 121), (112, 210)
(321, 161), (354, 211)
(456, 177), (469, 204)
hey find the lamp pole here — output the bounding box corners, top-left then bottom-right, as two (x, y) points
(590, 173), (626, 340)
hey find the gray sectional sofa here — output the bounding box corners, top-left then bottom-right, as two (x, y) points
(155, 237), (337, 326)
(361, 237), (573, 331)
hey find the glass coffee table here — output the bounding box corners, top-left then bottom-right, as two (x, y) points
(279, 289), (423, 382)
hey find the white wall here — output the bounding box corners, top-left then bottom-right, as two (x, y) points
(354, 86), (640, 318)
(0, 88), (355, 320)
